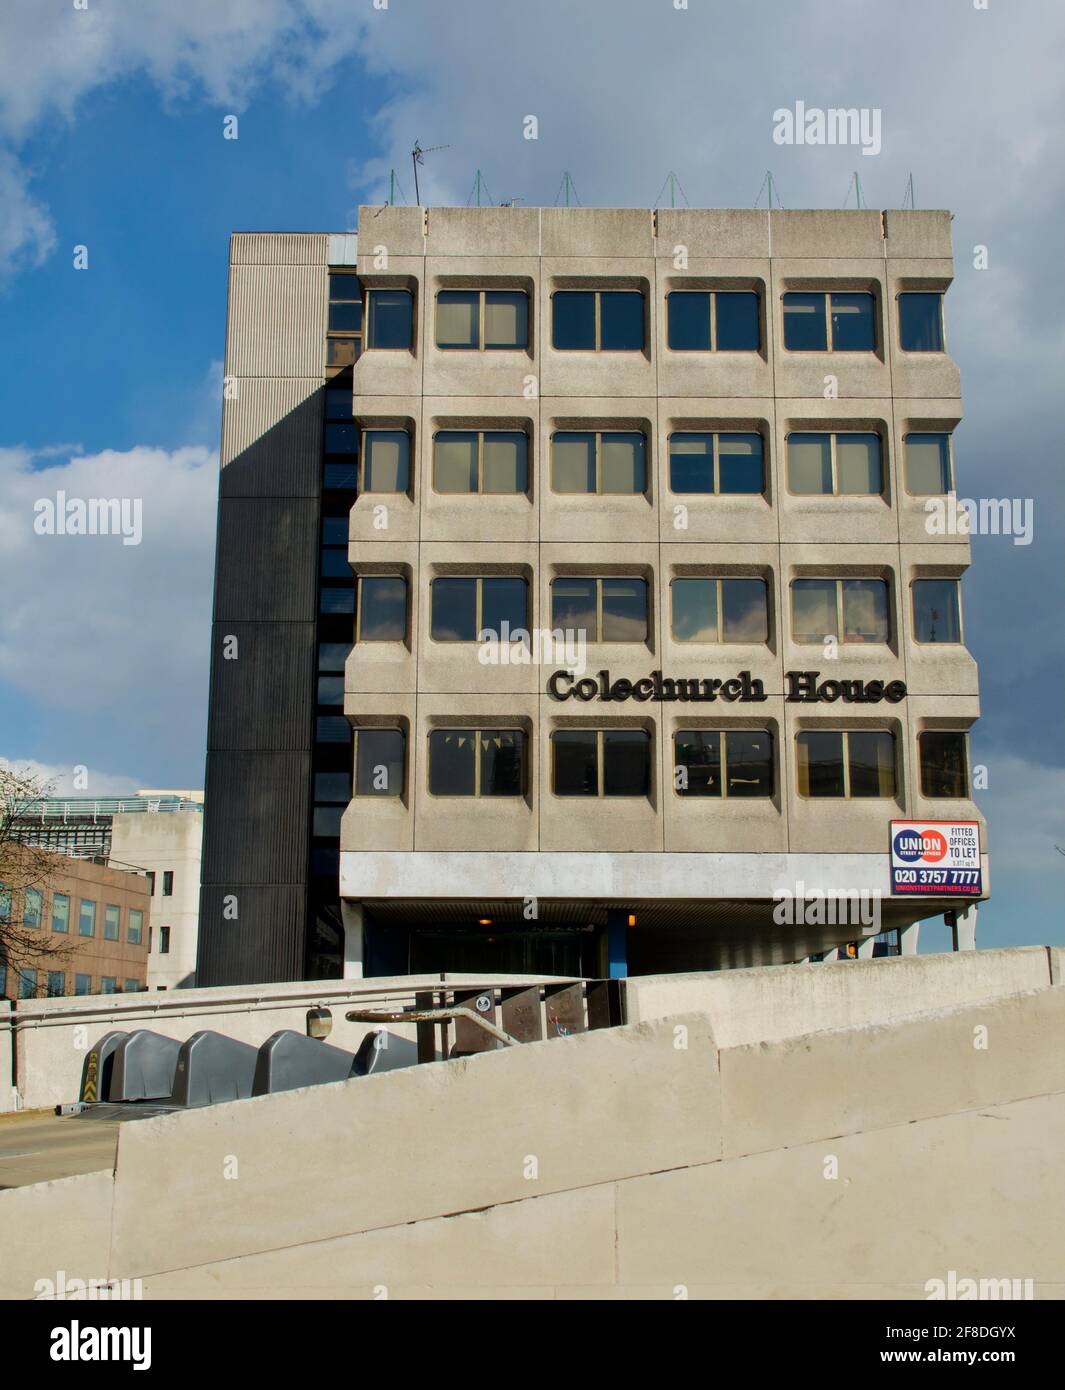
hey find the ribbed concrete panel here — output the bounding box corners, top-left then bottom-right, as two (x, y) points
(196, 884), (307, 985)
(201, 750), (312, 885)
(220, 377), (323, 497)
(230, 233), (328, 266)
(206, 622), (316, 752)
(226, 265), (327, 377)
(214, 498), (319, 623)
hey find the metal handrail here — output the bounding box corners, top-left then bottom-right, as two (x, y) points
(347, 1005), (521, 1048)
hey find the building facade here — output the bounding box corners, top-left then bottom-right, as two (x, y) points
(198, 207), (987, 986)
(0, 846), (151, 999)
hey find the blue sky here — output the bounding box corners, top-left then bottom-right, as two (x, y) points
(0, 0), (1062, 951)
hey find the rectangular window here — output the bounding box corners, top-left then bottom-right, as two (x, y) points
(783, 291), (876, 351)
(919, 731), (970, 798)
(552, 290), (644, 351)
(552, 729), (651, 798)
(162, 872), (173, 897)
(669, 432), (764, 496)
(428, 729), (526, 796)
(551, 431), (646, 495)
(18, 968), (38, 999)
(912, 578), (962, 643)
(796, 730), (896, 798)
(674, 729), (773, 797)
(75, 974), (92, 996)
(433, 430), (528, 494)
(78, 900), (96, 937)
(430, 576), (528, 641)
(124, 979), (141, 994)
(791, 578), (890, 644)
(898, 292), (944, 352)
(127, 909), (143, 945)
(356, 575), (407, 642)
(904, 433), (952, 495)
(436, 289), (528, 349)
(551, 576), (649, 643)
(51, 893), (70, 933)
(159, 926), (171, 955)
(362, 430), (410, 493)
(671, 578), (768, 643)
(326, 272), (363, 369)
(666, 290), (760, 351)
(101, 977), (117, 995)
(365, 288), (413, 350)
(354, 728), (406, 796)
(787, 432), (882, 496)
(47, 971), (66, 998)
(103, 904), (120, 940)
(24, 888), (42, 928)
(146, 871), (155, 897)
(0, 882), (9, 923)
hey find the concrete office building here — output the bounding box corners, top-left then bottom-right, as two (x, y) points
(198, 206), (987, 986)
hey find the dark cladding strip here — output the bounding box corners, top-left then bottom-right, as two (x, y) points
(546, 669), (907, 704)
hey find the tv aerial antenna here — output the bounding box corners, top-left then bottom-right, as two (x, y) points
(412, 140), (450, 205)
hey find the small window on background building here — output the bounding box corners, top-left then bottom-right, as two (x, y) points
(160, 926), (171, 955)
(552, 729), (651, 798)
(668, 432), (764, 495)
(552, 290), (645, 351)
(430, 576), (528, 642)
(919, 731), (970, 798)
(362, 430), (410, 493)
(19, 968), (38, 999)
(671, 578), (769, 644)
(666, 291), (760, 351)
(356, 575), (407, 642)
(898, 292), (944, 352)
(551, 577), (649, 643)
(51, 893), (70, 933)
(912, 579), (962, 643)
(326, 272), (363, 368)
(796, 730), (897, 798)
(787, 432), (882, 496)
(365, 289), (413, 350)
(791, 578), (890, 645)
(904, 433), (953, 495)
(47, 971), (66, 998)
(436, 290), (528, 350)
(78, 900), (96, 937)
(127, 909), (143, 945)
(101, 977), (117, 994)
(783, 291), (876, 352)
(162, 872), (173, 897)
(146, 871), (155, 897)
(433, 431), (529, 494)
(428, 729), (526, 797)
(104, 904), (120, 940)
(124, 979), (141, 994)
(75, 974), (92, 996)
(551, 431), (647, 495)
(0, 882), (10, 921)
(354, 728), (406, 796)
(674, 730), (774, 798)
(24, 888), (42, 928)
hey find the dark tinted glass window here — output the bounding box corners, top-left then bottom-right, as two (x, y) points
(721, 579), (769, 642)
(551, 578), (596, 638)
(329, 273), (360, 302)
(320, 588), (355, 614)
(318, 642), (348, 672)
(842, 579), (890, 643)
(913, 579), (961, 643)
(599, 291), (644, 350)
(317, 675), (343, 706)
(671, 579), (716, 642)
(674, 730), (721, 796)
(552, 291), (595, 349)
(356, 729), (405, 795)
(329, 301), (362, 333)
(715, 292), (760, 350)
(604, 730), (650, 796)
(669, 433), (713, 493)
(797, 730), (846, 797)
(718, 434), (764, 493)
(321, 516), (349, 545)
(314, 771), (350, 802)
(325, 422), (358, 454)
(429, 729), (476, 795)
(317, 716), (352, 742)
(783, 292), (827, 350)
(899, 293), (944, 352)
(431, 577), (478, 641)
(725, 730), (773, 797)
(553, 730), (598, 796)
(919, 732), (969, 798)
(479, 730), (525, 795)
(830, 292), (876, 350)
(324, 461), (358, 490)
(325, 389), (352, 420)
(667, 292), (710, 349)
(366, 289), (413, 349)
(848, 731), (896, 797)
(358, 576), (407, 641)
(480, 577), (528, 638)
(601, 578), (648, 641)
(320, 550), (351, 579)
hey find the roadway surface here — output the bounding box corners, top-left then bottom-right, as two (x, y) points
(0, 1109), (121, 1189)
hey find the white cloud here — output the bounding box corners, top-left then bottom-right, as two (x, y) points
(0, 146), (55, 276)
(0, 755), (140, 799)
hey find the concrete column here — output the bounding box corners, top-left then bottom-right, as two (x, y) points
(856, 935), (876, 959)
(951, 904), (977, 952)
(341, 901), (365, 979)
(606, 909), (629, 979)
(899, 922), (921, 955)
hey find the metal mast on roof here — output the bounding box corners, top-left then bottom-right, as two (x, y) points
(412, 140), (449, 205)
(843, 171), (867, 210)
(554, 171), (581, 207)
(654, 170), (690, 209)
(467, 169), (494, 207)
(901, 173), (916, 209)
(754, 171), (783, 210)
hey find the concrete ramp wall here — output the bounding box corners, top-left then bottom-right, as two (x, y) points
(4, 973), (1063, 1299)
